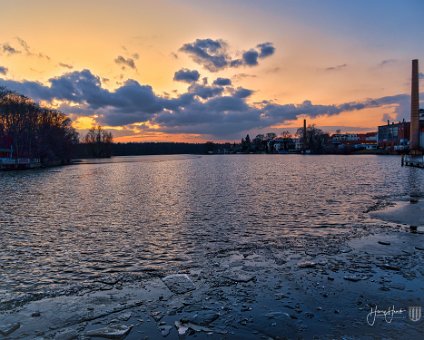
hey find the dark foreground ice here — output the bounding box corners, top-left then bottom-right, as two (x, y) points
(1, 222), (423, 339)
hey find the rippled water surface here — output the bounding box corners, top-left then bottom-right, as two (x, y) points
(1, 154), (423, 303)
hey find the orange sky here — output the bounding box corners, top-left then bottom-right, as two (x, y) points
(0, 0), (423, 142)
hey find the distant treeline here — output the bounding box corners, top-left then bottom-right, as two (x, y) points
(0, 87), (78, 164)
(74, 142), (214, 158)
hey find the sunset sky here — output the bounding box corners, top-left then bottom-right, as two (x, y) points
(0, 0), (423, 142)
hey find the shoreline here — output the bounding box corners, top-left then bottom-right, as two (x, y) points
(0, 153), (405, 172)
(370, 199), (424, 227)
(1, 204), (423, 339)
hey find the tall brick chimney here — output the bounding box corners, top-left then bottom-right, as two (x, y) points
(410, 59), (420, 151)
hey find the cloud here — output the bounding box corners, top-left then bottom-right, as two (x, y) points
(419, 72), (424, 80)
(0, 66), (8, 75)
(382, 113), (394, 123)
(264, 66), (281, 74)
(2, 43), (20, 55)
(173, 68), (200, 83)
(114, 56), (137, 69)
(232, 73), (257, 80)
(0, 69), (412, 138)
(59, 63), (73, 69)
(180, 38), (229, 72)
(187, 83), (224, 99)
(242, 50), (259, 66)
(325, 64), (347, 71)
(234, 87), (254, 98)
(379, 59), (397, 67)
(213, 77), (232, 86)
(15, 37), (50, 59)
(257, 42), (275, 58)
(180, 38), (275, 72)
(16, 37), (30, 54)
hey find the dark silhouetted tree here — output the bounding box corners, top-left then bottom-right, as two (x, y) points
(296, 124), (329, 153)
(0, 87), (79, 164)
(84, 125), (113, 158)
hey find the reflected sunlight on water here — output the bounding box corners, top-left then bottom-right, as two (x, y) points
(0, 154), (423, 302)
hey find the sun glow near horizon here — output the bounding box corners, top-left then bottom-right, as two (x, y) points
(0, 0), (423, 142)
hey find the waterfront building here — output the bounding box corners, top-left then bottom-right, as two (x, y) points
(377, 120), (410, 150)
(377, 111), (424, 151)
(0, 135), (41, 169)
(331, 132), (377, 150)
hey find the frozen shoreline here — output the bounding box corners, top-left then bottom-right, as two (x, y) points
(371, 199), (424, 227)
(1, 225), (423, 339)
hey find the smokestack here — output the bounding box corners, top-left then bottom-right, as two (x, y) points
(303, 119), (307, 151)
(410, 59), (420, 151)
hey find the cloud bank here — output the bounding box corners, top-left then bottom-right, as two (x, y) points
(0, 69), (410, 138)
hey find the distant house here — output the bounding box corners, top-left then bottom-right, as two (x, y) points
(331, 133), (360, 143)
(0, 135), (13, 160)
(330, 132), (377, 150)
(0, 135), (41, 169)
(272, 138), (296, 152)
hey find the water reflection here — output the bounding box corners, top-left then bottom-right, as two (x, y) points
(0, 154), (423, 303)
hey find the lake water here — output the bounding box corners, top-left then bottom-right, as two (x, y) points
(1, 154), (423, 308)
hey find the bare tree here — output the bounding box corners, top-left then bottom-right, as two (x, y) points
(84, 125), (113, 158)
(0, 87), (78, 163)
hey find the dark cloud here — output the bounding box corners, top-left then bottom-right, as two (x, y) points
(419, 72), (424, 80)
(230, 59), (243, 68)
(180, 39), (275, 72)
(114, 56), (137, 69)
(173, 68), (200, 83)
(0, 66), (8, 75)
(257, 42), (275, 58)
(180, 38), (229, 72)
(242, 50), (259, 66)
(234, 87), (254, 98)
(325, 64), (347, 71)
(59, 63), (73, 69)
(0, 78), (54, 100)
(188, 83), (224, 99)
(0, 69), (412, 138)
(2, 43), (20, 55)
(213, 77), (232, 86)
